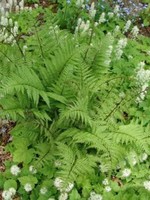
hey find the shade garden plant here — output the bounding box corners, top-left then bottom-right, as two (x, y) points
(0, 0), (150, 200)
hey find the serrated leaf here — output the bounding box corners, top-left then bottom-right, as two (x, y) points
(4, 180), (17, 190)
(18, 176), (38, 187)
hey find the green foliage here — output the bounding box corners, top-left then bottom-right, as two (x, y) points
(0, 1), (150, 200)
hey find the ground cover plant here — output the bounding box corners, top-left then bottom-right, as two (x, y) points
(0, 0), (150, 199)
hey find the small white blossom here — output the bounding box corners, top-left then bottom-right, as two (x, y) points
(140, 153), (148, 162)
(144, 181), (150, 191)
(108, 12), (114, 18)
(65, 182), (74, 192)
(2, 190), (12, 200)
(89, 2), (96, 18)
(54, 177), (63, 189)
(76, 0), (84, 7)
(40, 187), (47, 194)
(123, 20), (131, 33)
(99, 12), (106, 24)
(23, 45), (28, 55)
(10, 165), (21, 176)
(54, 177), (73, 193)
(114, 5), (120, 14)
(102, 178), (109, 185)
(122, 168), (131, 178)
(24, 183), (32, 192)
(105, 186), (111, 192)
(114, 25), (120, 34)
(58, 193), (68, 200)
(88, 191), (103, 200)
(29, 165), (37, 174)
(9, 188), (16, 196)
(131, 26), (139, 38)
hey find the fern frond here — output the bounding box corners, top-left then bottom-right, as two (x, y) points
(55, 142), (98, 182)
(112, 123), (150, 152)
(1, 67), (50, 107)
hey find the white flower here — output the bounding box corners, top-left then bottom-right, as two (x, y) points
(48, 198), (55, 200)
(115, 38), (127, 60)
(144, 181), (150, 191)
(128, 55), (133, 59)
(54, 177), (63, 189)
(58, 193), (68, 200)
(132, 157), (137, 166)
(40, 187), (47, 194)
(54, 177), (74, 193)
(24, 183), (32, 192)
(99, 12), (106, 24)
(123, 20), (131, 33)
(102, 178), (109, 185)
(29, 165), (37, 174)
(76, 0), (84, 7)
(23, 45), (28, 55)
(131, 26), (139, 38)
(105, 186), (111, 192)
(114, 5), (120, 14)
(89, 2), (96, 18)
(8, 188), (16, 196)
(140, 153), (148, 162)
(2, 190), (12, 200)
(122, 168), (131, 178)
(114, 25), (120, 34)
(65, 182), (74, 192)
(10, 165), (21, 176)
(88, 191), (103, 200)
(108, 12), (114, 18)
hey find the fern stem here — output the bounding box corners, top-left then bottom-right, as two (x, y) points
(104, 98), (124, 121)
(34, 26), (45, 59)
(83, 23), (95, 61)
(5, 27), (25, 58)
(0, 50), (18, 68)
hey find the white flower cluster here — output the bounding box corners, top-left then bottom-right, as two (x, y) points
(143, 181), (150, 191)
(115, 38), (127, 60)
(114, 5), (120, 14)
(24, 183), (32, 192)
(10, 165), (21, 176)
(99, 12), (106, 24)
(29, 165), (37, 174)
(136, 62), (150, 102)
(2, 188), (16, 200)
(88, 191), (103, 200)
(76, 0), (84, 8)
(89, 2), (96, 19)
(58, 192), (68, 200)
(102, 178), (111, 192)
(104, 45), (113, 66)
(128, 152), (137, 166)
(123, 20), (131, 33)
(54, 177), (74, 193)
(40, 187), (47, 195)
(131, 25), (139, 38)
(75, 18), (90, 35)
(0, 0), (37, 13)
(140, 152), (148, 162)
(122, 168), (131, 178)
(0, 9), (19, 43)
